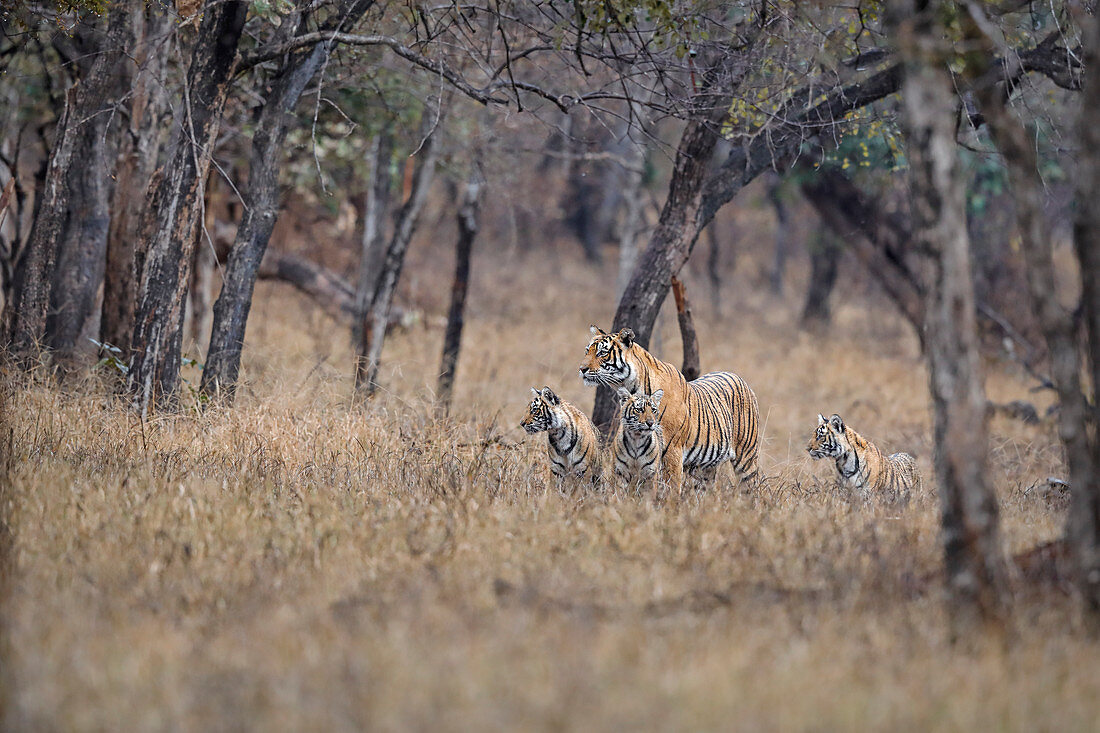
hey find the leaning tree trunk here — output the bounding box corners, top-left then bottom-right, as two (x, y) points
(127, 0), (247, 414)
(44, 7), (130, 361)
(1068, 6), (1100, 626)
(892, 0), (1005, 633)
(200, 38), (331, 399)
(591, 59), (740, 429)
(591, 43), (904, 430)
(437, 170), (483, 412)
(359, 121), (440, 396)
(354, 128), (395, 389)
(101, 1), (170, 354)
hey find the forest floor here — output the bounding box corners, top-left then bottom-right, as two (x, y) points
(1, 240), (1095, 731)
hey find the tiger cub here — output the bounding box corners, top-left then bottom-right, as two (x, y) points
(520, 386), (603, 485)
(612, 388), (665, 498)
(807, 413), (920, 505)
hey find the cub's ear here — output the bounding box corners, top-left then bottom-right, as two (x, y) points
(531, 388), (541, 398)
(541, 386), (560, 405)
(817, 413), (827, 425)
(829, 414), (845, 432)
(651, 389), (664, 407)
(617, 387), (633, 404)
(617, 328), (635, 347)
(590, 325), (608, 337)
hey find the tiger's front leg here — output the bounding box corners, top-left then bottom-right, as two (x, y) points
(661, 446), (684, 500)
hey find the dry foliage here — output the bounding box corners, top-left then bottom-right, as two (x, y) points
(1, 241), (1094, 730)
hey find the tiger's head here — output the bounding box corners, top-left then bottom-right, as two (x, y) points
(520, 386), (562, 434)
(808, 413), (848, 459)
(617, 387), (663, 433)
(580, 325), (637, 388)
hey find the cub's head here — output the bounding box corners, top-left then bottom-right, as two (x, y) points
(617, 387), (663, 432)
(520, 387), (561, 434)
(580, 325), (636, 387)
(808, 413), (847, 459)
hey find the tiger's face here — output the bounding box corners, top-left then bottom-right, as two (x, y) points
(520, 387), (561, 434)
(580, 325), (636, 387)
(808, 413), (847, 459)
(618, 388), (663, 433)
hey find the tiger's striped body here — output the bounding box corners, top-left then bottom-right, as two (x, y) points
(807, 414), (919, 505)
(580, 326), (760, 492)
(612, 388), (665, 497)
(520, 387), (603, 485)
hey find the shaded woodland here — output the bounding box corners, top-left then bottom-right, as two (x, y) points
(3, 0), (1100, 678)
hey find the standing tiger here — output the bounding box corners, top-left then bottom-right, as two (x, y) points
(807, 413), (920, 505)
(612, 388), (665, 498)
(580, 325), (760, 492)
(520, 386), (603, 485)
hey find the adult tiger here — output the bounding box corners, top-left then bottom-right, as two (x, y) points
(580, 326), (760, 492)
(807, 413), (919, 505)
(520, 386), (603, 486)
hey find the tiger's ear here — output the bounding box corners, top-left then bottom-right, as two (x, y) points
(590, 325), (608, 337)
(617, 328), (635, 347)
(541, 386), (560, 405)
(617, 387), (632, 404)
(817, 414), (827, 425)
(651, 389), (664, 408)
(531, 387), (541, 398)
(829, 414), (845, 432)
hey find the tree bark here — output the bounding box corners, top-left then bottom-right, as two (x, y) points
(127, 0), (247, 414)
(5, 85), (77, 361)
(200, 29), (333, 399)
(892, 0), (1006, 633)
(359, 119), (440, 396)
(44, 8), (130, 361)
(1068, 6), (1100, 626)
(101, 1), (171, 354)
(670, 275), (699, 381)
(437, 171), (482, 411)
(705, 221), (722, 316)
(354, 128), (395, 388)
(800, 230), (841, 330)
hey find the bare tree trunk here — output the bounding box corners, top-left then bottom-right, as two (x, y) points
(5, 85), (77, 361)
(670, 275), (700, 381)
(799, 230), (840, 330)
(101, 1), (170, 354)
(1068, 6), (1100, 626)
(437, 170), (482, 411)
(201, 22), (336, 400)
(354, 129), (394, 388)
(359, 119), (440, 396)
(767, 172), (789, 295)
(892, 0), (1006, 633)
(127, 0), (247, 414)
(44, 8), (131, 362)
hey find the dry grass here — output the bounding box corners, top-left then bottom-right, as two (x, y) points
(1, 243), (1093, 731)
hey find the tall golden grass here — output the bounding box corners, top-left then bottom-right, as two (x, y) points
(1, 242), (1093, 731)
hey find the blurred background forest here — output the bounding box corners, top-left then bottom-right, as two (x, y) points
(4, 0), (1100, 729)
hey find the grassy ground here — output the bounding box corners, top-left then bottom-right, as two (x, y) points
(1, 243), (1092, 731)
